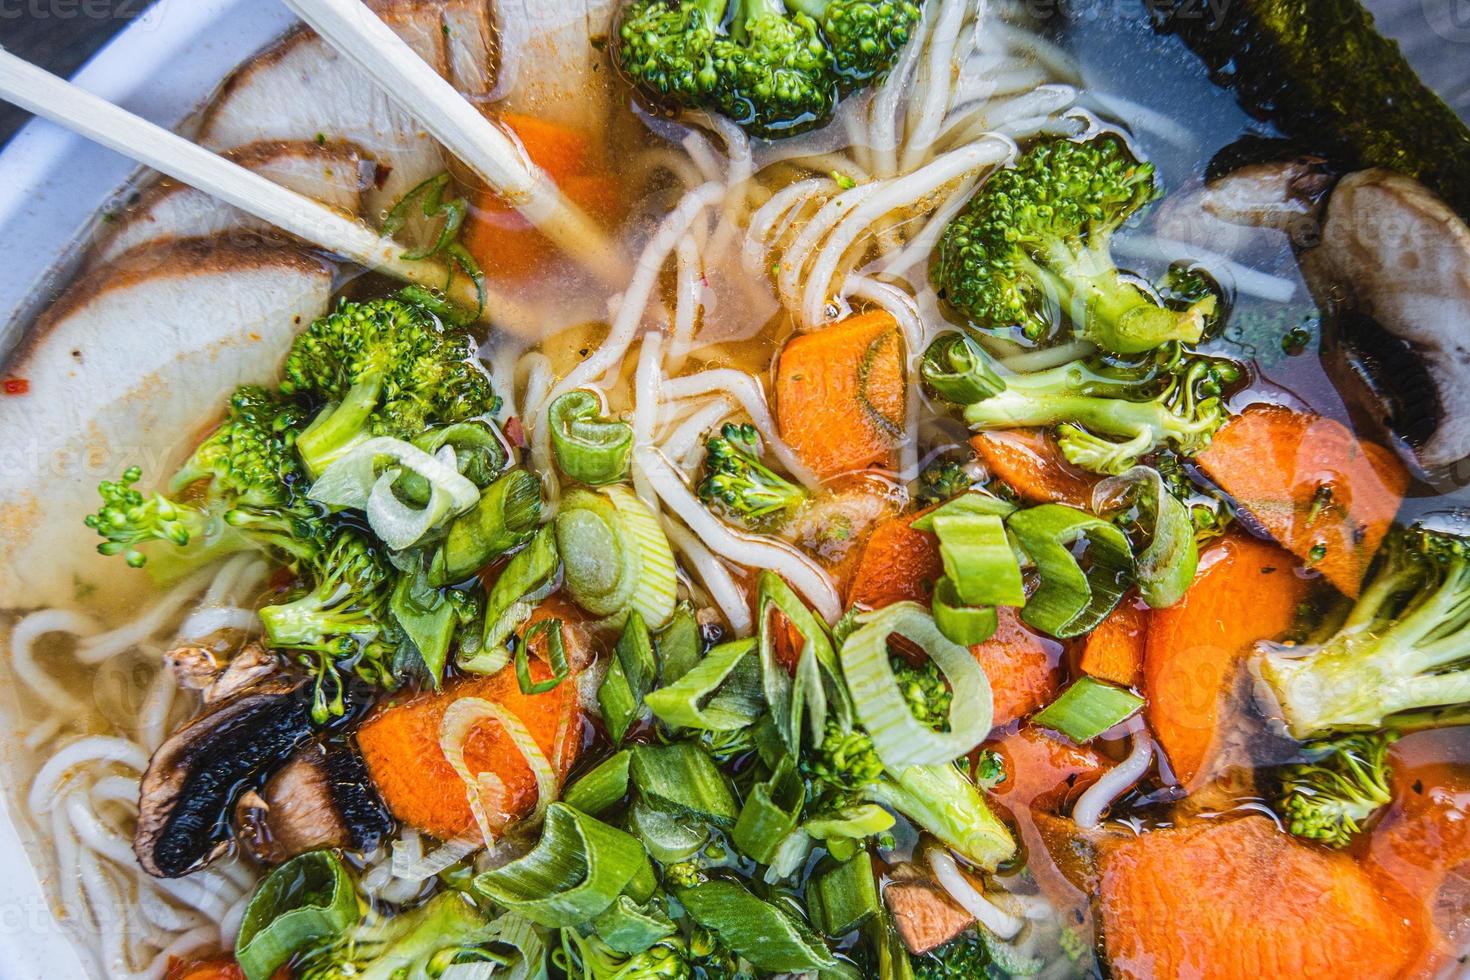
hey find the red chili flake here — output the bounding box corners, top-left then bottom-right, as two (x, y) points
(504, 416), (526, 448)
(3, 378), (29, 395)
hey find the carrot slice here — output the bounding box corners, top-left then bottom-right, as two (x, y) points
(462, 113), (616, 280)
(970, 430), (1098, 506)
(972, 607), (1062, 728)
(166, 960), (288, 980)
(1144, 533), (1308, 786)
(1365, 747), (1470, 977)
(357, 661), (582, 840)
(989, 725), (1111, 813)
(846, 510), (943, 610)
(1196, 404), (1408, 597)
(1099, 817), (1424, 980)
(1079, 599), (1148, 688)
(776, 311), (908, 479)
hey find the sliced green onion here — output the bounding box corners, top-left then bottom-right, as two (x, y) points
(398, 421), (508, 504)
(732, 756), (805, 865)
(1033, 676), (1145, 743)
(643, 639), (762, 732)
(757, 571), (851, 754)
(516, 618), (570, 695)
(561, 750), (631, 816)
(598, 611), (657, 743)
(932, 512), (1025, 607)
(1007, 504), (1134, 638)
(236, 851), (359, 980)
(654, 605), (701, 685)
(436, 469), (541, 584)
(867, 763), (1015, 871)
(628, 798), (708, 863)
(673, 879), (837, 973)
(555, 486), (676, 629)
(808, 852), (879, 937)
(476, 911), (545, 980)
(440, 696), (556, 846)
(462, 525), (558, 675)
(921, 333), (1006, 404)
(1094, 465), (1197, 609)
(473, 803), (654, 929)
(841, 603), (992, 769)
(629, 742), (739, 826)
(803, 804), (895, 843)
(909, 489), (1018, 530)
(308, 436), (479, 549)
(592, 895), (677, 955)
(382, 172), (470, 261)
(389, 567), (465, 684)
(549, 390), (634, 486)
(931, 577), (999, 646)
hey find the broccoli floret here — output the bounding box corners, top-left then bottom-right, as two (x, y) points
(562, 928), (737, 979)
(935, 136), (1216, 353)
(296, 893), (500, 980)
(698, 422), (809, 528)
(956, 342), (1240, 476)
(259, 529), (401, 722)
(1260, 527), (1470, 738)
(915, 458), (980, 507)
(619, 0), (902, 138)
(281, 297), (497, 477)
(806, 659), (1013, 870)
(1274, 732), (1396, 848)
(911, 929), (994, 980)
(84, 387), (323, 574)
(787, 0), (923, 86)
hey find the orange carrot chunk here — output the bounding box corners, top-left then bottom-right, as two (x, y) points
(969, 430), (1098, 507)
(357, 661), (581, 840)
(1145, 533), (1308, 786)
(1099, 817), (1424, 980)
(463, 113), (617, 281)
(971, 607), (1062, 728)
(1079, 599), (1148, 688)
(846, 510), (943, 610)
(989, 725), (1112, 813)
(1196, 403), (1408, 598)
(776, 311), (907, 479)
(166, 959), (288, 980)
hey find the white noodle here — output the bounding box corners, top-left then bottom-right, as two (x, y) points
(902, 0), (968, 171)
(668, 234), (703, 373)
(801, 139), (1014, 328)
(9, 608), (100, 711)
(744, 177), (834, 274)
(778, 183), (878, 315)
(1114, 234), (1299, 303)
(661, 517), (752, 636)
(660, 396), (735, 469)
(633, 332), (664, 506)
(661, 369), (819, 489)
(928, 847), (1026, 939)
(1072, 719), (1154, 830)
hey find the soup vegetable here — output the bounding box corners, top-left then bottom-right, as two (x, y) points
(3, 0), (1470, 978)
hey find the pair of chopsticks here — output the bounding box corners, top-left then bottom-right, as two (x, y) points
(0, 0), (625, 326)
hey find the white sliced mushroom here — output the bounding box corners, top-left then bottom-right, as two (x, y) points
(1305, 169), (1470, 470)
(0, 241), (335, 608)
(90, 139), (371, 267)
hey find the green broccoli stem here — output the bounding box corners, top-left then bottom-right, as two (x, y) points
(1262, 538), (1470, 737)
(259, 578), (380, 648)
(866, 762), (1015, 872)
(1026, 241), (1210, 354)
(294, 373), (385, 478)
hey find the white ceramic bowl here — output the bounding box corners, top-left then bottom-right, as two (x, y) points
(0, 0), (1465, 976)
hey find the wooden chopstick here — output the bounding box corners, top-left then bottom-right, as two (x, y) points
(281, 0), (628, 288)
(0, 46), (531, 330)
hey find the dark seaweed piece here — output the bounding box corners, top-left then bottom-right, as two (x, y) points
(1149, 0), (1470, 219)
